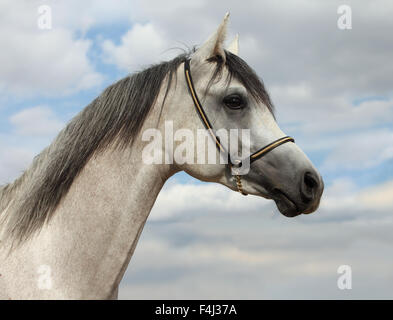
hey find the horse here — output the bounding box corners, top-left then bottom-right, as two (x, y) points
(0, 14), (323, 299)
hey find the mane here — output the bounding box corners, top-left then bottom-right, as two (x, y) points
(0, 50), (274, 244)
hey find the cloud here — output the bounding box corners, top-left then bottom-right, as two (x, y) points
(119, 177), (393, 299)
(271, 90), (393, 133)
(0, 146), (35, 184)
(321, 129), (393, 171)
(9, 106), (64, 136)
(311, 176), (393, 223)
(102, 23), (175, 71)
(149, 181), (272, 222)
(0, 0), (103, 97)
(151, 175), (393, 226)
(50, 0), (134, 33)
(359, 180), (393, 209)
(0, 105), (64, 184)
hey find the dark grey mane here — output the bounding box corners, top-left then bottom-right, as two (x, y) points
(0, 49), (274, 243)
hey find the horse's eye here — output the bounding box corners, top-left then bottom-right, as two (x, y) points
(223, 94), (244, 109)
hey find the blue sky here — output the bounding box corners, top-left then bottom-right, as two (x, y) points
(1, 0), (393, 298)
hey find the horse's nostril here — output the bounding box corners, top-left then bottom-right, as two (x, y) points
(300, 171), (319, 203)
(304, 172), (318, 189)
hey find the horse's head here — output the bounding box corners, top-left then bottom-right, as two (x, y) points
(170, 14), (323, 217)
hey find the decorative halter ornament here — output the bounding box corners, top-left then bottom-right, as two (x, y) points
(184, 58), (295, 195)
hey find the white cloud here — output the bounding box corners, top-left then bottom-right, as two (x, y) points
(0, 146), (35, 184)
(119, 177), (393, 299)
(321, 129), (393, 171)
(314, 176), (393, 223)
(149, 181), (272, 221)
(50, 0), (134, 33)
(0, 0), (102, 97)
(10, 106), (64, 136)
(150, 174), (393, 225)
(102, 23), (175, 71)
(277, 95), (393, 135)
(359, 180), (393, 209)
(0, 105), (64, 184)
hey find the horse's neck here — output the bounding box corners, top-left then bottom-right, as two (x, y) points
(0, 142), (173, 299)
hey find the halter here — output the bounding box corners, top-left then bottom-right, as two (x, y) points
(184, 58), (294, 195)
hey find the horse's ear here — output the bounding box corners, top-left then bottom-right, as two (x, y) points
(227, 34), (239, 55)
(192, 12), (229, 64)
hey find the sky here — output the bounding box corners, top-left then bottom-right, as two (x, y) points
(0, 0), (392, 299)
